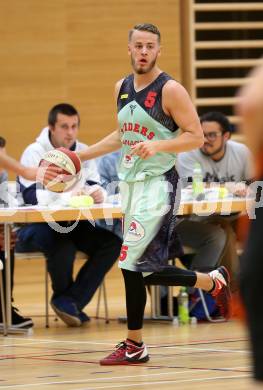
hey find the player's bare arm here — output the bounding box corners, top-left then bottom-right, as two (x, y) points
(78, 79), (124, 162)
(78, 130), (121, 162)
(131, 80), (203, 159)
(0, 147), (63, 181)
(237, 64), (263, 156)
(0, 152), (36, 180)
(0, 152), (30, 177)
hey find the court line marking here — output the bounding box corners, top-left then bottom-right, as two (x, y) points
(160, 345), (248, 353)
(72, 374), (250, 390)
(0, 345), (248, 362)
(0, 370), (250, 389)
(1, 336), (247, 349)
(0, 338), (115, 347)
(0, 341), (248, 362)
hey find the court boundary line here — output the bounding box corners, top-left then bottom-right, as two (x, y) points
(0, 371), (250, 389)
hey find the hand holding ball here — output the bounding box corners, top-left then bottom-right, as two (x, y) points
(38, 147), (81, 193)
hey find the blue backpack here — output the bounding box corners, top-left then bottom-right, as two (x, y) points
(189, 290), (220, 320)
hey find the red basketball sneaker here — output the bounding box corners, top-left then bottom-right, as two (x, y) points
(100, 339), (149, 365)
(209, 266), (232, 319)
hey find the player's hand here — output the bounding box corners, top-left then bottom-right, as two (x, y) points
(36, 165), (64, 186)
(131, 141), (159, 159)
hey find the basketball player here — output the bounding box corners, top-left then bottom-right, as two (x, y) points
(238, 63), (263, 384)
(78, 23), (231, 365)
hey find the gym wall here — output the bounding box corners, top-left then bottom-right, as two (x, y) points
(0, 0), (181, 166)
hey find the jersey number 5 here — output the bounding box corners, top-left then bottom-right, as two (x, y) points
(119, 245), (129, 261)
(144, 91), (157, 108)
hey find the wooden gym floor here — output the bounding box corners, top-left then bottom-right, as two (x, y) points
(0, 259), (254, 389)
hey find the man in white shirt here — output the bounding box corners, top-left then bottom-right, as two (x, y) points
(16, 103), (122, 327)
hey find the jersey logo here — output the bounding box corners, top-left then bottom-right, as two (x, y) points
(144, 91), (157, 108)
(121, 93), (128, 99)
(126, 220), (145, 242)
(125, 350), (144, 359)
(122, 154), (136, 169)
(129, 104), (137, 116)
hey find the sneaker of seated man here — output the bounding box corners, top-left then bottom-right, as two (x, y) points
(0, 306), (34, 329)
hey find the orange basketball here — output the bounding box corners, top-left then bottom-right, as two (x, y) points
(39, 147), (81, 193)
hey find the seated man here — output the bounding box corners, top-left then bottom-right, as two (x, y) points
(17, 103), (122, 327)
(176, 111), (254, 290)
(0, 136), (33, 328)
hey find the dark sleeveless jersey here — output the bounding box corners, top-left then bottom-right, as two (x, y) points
(117, 72), (179, 132)
(117, 72), (180, 182)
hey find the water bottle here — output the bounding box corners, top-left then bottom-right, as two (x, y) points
(192, 162), (204, 197)
(178, 287), (189, 325)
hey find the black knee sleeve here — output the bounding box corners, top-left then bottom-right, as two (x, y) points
(144, 265), (197, 287)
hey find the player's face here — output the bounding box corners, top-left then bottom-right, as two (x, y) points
(50, 113), (79, 149)
(128, 30), (160, 75)
(200, 121), (229, 158)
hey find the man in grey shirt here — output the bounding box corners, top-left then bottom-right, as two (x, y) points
(176, 111), (253, 291)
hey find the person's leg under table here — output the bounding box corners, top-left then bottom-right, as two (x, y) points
(17, 223), (77, 298)
(177, 218), (226, 272)
(17, 223), (80, 327)
(68, 220), (122, 310)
